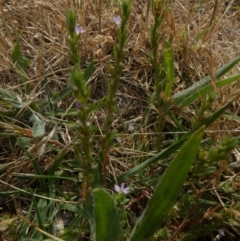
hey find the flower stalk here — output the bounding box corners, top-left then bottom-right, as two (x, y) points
(66, 10), (96, 202)
(101, 0), (132, 186)
(149, 0), (168, 150)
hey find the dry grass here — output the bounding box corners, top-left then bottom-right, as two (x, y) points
(0, 0), (240, 239)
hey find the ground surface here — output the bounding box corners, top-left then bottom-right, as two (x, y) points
(0, 0), (240, 240)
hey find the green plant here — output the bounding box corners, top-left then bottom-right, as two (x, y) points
(1, 0), (240, 240)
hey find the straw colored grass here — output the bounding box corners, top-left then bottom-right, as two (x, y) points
(0, 0), (240, 238)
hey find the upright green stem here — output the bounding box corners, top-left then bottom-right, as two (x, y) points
(102, 0), (132, 186)
(149, 0), (167, 150)
(66, 10), (96, 202)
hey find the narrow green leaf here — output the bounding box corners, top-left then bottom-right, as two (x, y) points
(0, 190), (20, 195)
(45, 78), (53, 113)
(0, 162), (13, 173)
(83, 61), (95, 81)
(216, 56), (240, 77)
(174, 73), (240, 107)
(85, 209), (95, 239)
(67, 198), (92, 229)
(173, 56), (240, 106)
(89, 96), (108, 112)
(117, 101), (231, 181)
(51, 87), (72, 104)
(130, 126), (205, 241)
(48, 149), (66, 175)
(18, 140), (45, 189)
(224, 112), (240, 123)
(14, 173), (78, 182)
(93, 188), (122, 241)
(163, 41), (174, 97)
(12, 41), (29, 80)
(12, 41), (30, 93)
(31, 193), (46, 238)
(22, 239), (40, 241)
(19, 201), (34, 238)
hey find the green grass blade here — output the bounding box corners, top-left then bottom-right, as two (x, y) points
(18, 140), (45, 189)
(31, 193), (46, 239)
(51, 87), (72, 104)
(173, 56), (240, 106)
(12, 41), (30, 93)
(45, 77), (55, 120)
(18, 201), (34, 239)
(48, 149), (66, 175)
(0, 162), (14, 173)
(67, 198), (92, 229)
(224, 112), (240, 123)
(93, 188), (122, 241)
(39, 87), (72, 110)
(117, 101), (231, 181)
(83, 61), (95, 81)
(44, 77), (58, 141)
(129, 126), (205, 241)
(89, 96), (108, 112)
(14, 173), (78, 181)
(163, 41), (175, 98)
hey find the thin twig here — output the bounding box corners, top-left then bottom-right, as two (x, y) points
(99, 0), (102, 34)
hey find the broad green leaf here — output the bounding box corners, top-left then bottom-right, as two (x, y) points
(0, 88), (24, 109)
(0, 88), (23, 108)
(93, 188), (122, 241)
(32, 119), (45, 138)
(117, 101), (231, 181)
(163, 41), (174, 97)
(30, 114), (45, 138)
(173, 56), (240, 106)
(130, 126), (205, 241)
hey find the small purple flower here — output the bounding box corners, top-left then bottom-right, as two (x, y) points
(114, 183), (130, 194)
(219, 229), (225, 237)
(112, 15), (122, 28)
(75, 25), (86, 35)
(75, 101), (82, 109)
